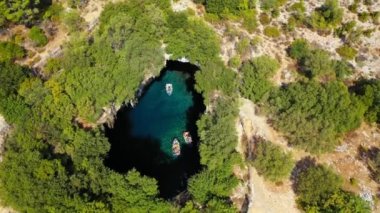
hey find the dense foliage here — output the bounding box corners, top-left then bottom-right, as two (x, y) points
(189, 97), (239, 208)
(288, 39), (353, 80)
(0, 41), (25, 62)
(295, 164), (370, 212)
(165, 17), (220, 64)
(240, 55), (280, 102)
(194, 0), (258, 32)
(252, 141), (294, 182)
(267, 81), (366, 153)
(354, 79), (380, 123)
(0, 0), (241, 211)
(0, 0), (49, 27)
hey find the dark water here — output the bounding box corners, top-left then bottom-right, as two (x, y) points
(105, 61), (204, 198)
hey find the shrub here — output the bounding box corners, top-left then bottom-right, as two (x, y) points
(358, 12), (371, 23)
(228, 55), (241, 68)
(286, 16), (297, 31)
(302, 49), (334, 78)
(188, 168), (238, 204)
(288, 38), (311, 60)
(0, 42), (25, 62)
(336, 45), (357, 60)
(296, 165), (343, 206)
(296, 165), (370, 212)
(44, 58), (62, 77)
(260, 0), (287, 11)
(28, 27), (48, 47)
(267, 81), (366, 153)
(0, 0), (48, 27)
(333, 60), (353, 79)
(241, 9), (258, 33)
(308, 0), (343, 31)
(348, 3), (358, 13)
(371, 11), (380, 24)
(236, 37), (251, 56)
(288, 0), (306, 27)
(355, 80), (380, 123)
(252, 141), (294, 182)
(259, 13), (271, 25)
(43, 3), (64, 22)
(62, 10), (84, 33)
(263, 26), (280, 38)
(335, 21), (357, 40)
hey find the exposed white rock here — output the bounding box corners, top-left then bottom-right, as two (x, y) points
(0, 115), (10, 163)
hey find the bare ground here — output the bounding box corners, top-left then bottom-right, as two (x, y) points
(233, 98), (300, 213)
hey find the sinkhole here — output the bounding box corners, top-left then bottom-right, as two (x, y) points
(105, 60), (205, 198)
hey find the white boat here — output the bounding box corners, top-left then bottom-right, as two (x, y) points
(172, 138), (181, 156)
(166, 83), (173, 95)
(183, 131), (193, 144)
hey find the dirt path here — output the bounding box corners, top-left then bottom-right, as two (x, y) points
(235, 98), (300, 213)
(248, 168), (299, 213)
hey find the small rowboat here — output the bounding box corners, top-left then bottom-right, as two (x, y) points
(172, 138), (181, 156)
(183, 131), (193, 144)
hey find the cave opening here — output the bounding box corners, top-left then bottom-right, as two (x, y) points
(104, 60), (205, 198)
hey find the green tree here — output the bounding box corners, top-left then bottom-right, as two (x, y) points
(267, 81), (366, 153)
(240, 55), (280, 102)
(355, 79), (380, 123)
(0, 42), (25, 62)
(197, 98), (239, 169)
(336, 44), (357, 60)
(28, 26), (48, 47)
(195, 60), (237, 101)
(0, 0), (48, 27)
(189, 168), (238, 204)
(62, 10), (84, 33)
(252, 141), (294, 182)
(296, 165), (343, 208)
(308, 0), (343, 31)
(295, 164), (370, 212)
(333, 60), (353, 79)
(165, 19), (220, 64)
(288, 38), (311, 61)
(302, 49), (334, 78)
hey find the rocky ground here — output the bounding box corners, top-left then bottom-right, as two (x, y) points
(0, 115), (9, 163)
(234, 99), (300, 213)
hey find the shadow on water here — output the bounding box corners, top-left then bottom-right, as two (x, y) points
(104, 60), (205, 198)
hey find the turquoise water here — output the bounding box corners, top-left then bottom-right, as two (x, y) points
(129, 70), (193, 159)
(106, 63), (203, 198)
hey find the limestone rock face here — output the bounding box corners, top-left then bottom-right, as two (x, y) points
(0, 115), (10, 162)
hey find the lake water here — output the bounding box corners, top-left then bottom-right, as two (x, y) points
(105, 62), (204, 198)
(129, 70), (193, 160)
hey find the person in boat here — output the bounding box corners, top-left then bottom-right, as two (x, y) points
(183, 131), (193, 144)
(172, 138), (181, 156)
